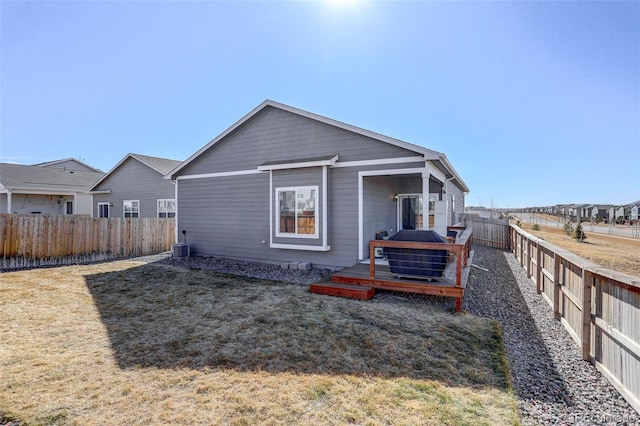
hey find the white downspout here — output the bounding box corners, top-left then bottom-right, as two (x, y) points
(445, 177), (455, 226)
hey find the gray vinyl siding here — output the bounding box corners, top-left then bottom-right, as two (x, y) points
(177, 170), (360, 268)
(92, 157), (175, 218)
(450, 183), (465, 224)
(176, 163), (444, 269)
(362, 176), (401, 248)
(178, 166), (366, 268)
(179, 107), (419, 176)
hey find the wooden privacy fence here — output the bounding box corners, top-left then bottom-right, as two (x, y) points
(462, 214), (510, 249)
(510, 224), (640, 413)
(0, 214), (175, 270)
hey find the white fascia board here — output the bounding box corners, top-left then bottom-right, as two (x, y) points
(88, 189), (111, 195)
(2, 187), (80, 196)
(333, 156), (425, 168)
(257, 155), (339, 171)
(176, 169), (263, 181)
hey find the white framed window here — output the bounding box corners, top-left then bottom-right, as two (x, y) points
(98, 202), (110, 218)
(65, 200), (74, 215)
(123, 200), (140, 218)
(157, 199), (176, 218)
(276, 186), (318, 238)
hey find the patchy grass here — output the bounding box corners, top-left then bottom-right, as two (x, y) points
(522, 223), (640, 277)
(0, 260), (519, 425)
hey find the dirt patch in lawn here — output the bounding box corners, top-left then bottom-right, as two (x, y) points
(0, 259), (518, 425)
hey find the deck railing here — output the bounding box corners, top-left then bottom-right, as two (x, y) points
(367, 226), (473, 310)
(510, 224), (640, 413)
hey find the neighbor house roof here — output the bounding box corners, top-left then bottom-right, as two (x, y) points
(32, 158), (103, 173)
(0, 162), (105, 194)
(167, 100), (470, 192)
(88, 153), (182, 192)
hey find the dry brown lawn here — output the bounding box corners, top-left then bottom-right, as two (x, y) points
(517, 222), (640, 278)
(0, 260), (518, 425)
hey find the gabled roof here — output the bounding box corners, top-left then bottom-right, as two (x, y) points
(0, 162), (105, 193)
(167, 100), (469, 192)
(32, 158), (102, 173)
(89, 153), (182, 191)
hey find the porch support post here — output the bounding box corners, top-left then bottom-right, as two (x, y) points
(422, 166), (430, 230)
(6, 189), (12, 213)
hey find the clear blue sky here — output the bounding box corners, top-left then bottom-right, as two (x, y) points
(1, 0), (638, 208)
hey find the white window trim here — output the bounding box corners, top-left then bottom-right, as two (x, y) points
(157, 198), (176, 218)
(268, 169), (330, 251)
(98, 202), (110, 218)
(275, 185), (319, 239)
(123, 200), (140, 218)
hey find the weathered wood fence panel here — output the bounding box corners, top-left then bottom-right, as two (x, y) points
(510, 224), (640, 413)
(461, 214), (510, 249)
(0, 214), (175, 270)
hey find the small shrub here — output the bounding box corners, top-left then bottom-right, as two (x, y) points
(572, 222), (587, 241)
(532, 224), (541, 231)
(563, 221), (574, 236)
(516, 220), (521, 228)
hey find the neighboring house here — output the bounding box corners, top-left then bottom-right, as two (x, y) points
(89, 153), (182, 218)
(167, 100), (470, 269)
(0, 160), (104, 215)
(613, 206), (626, 223)
(33, 158), (103, 173)
(587, 205), (610, 222)
(630, 201), (640, 223)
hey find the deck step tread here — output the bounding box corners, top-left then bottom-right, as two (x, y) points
(310, 281), (375, 300)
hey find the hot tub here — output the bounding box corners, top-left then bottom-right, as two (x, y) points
(385, 230), (448, 279)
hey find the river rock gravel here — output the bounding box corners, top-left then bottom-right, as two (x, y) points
(463, 245), (638, 425)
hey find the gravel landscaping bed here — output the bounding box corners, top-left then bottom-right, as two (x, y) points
(157, 247), (639, 424)
(464, 245), (638, 425)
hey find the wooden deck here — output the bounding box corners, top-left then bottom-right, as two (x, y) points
(311, 226), (474, 312)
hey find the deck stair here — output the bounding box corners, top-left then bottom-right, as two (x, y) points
(310, 280), (375, 300)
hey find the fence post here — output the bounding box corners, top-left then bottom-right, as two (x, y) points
(581, 269), (593, 360)
(536, 242), (542, 294)
(553, 253), (561, 319)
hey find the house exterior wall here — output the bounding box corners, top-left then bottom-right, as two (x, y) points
(175, 105), (467, 269)
(177, 167), (362, 268)
(92, 157), (175, 218)
(448, 183), (465, 224)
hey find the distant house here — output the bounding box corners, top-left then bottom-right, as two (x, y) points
(613, 206), (626, 223)
(89, 153), (182, 218)
(630, 202), (640, 223)
(33, 158), (102, 173)
(167, 100), (469, 269)
(586, 205), (610, 222)
(0, 159), (104, 215)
